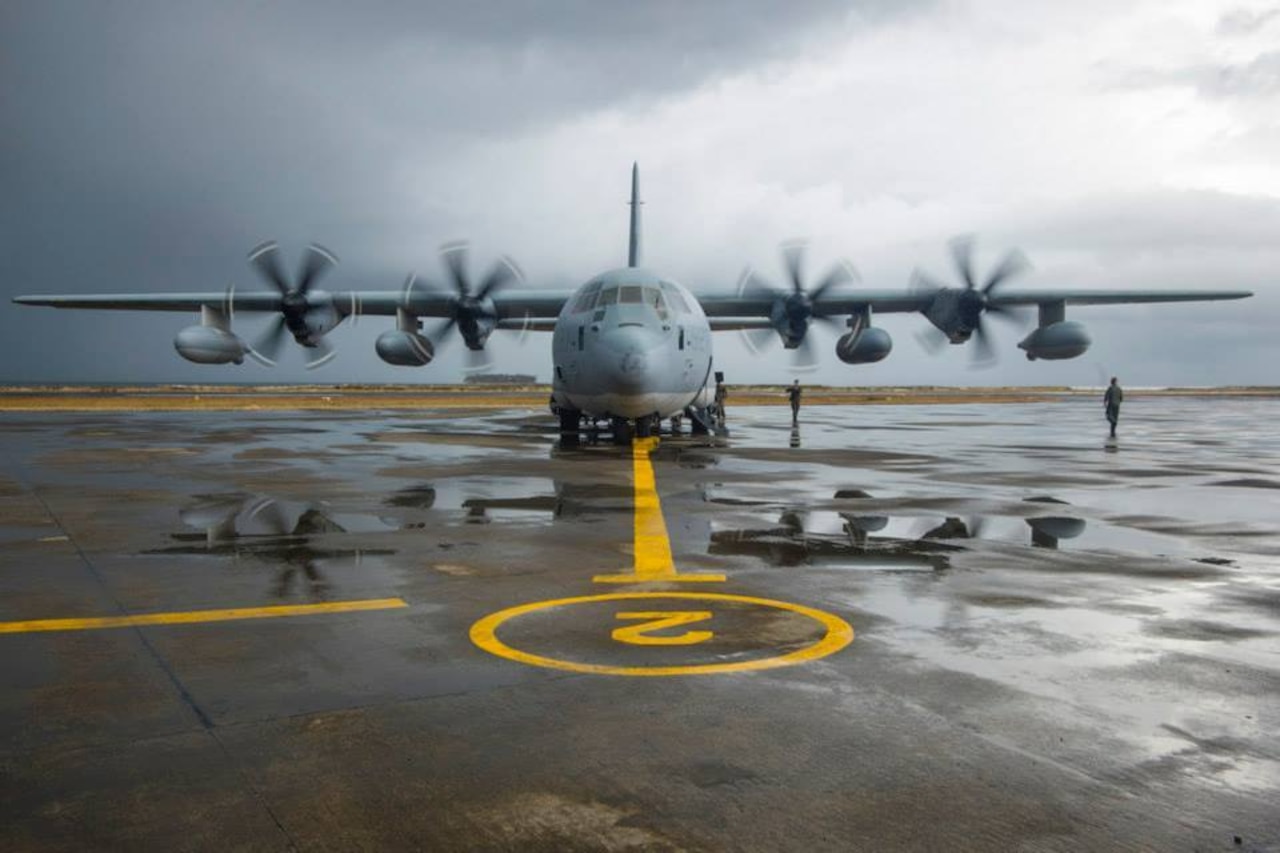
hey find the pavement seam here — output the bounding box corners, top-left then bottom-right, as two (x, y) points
(4, 452), (302, 851)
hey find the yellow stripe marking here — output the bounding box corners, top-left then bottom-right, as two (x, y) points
(0, 598), (408, 634)
(593, 437), (726, 584)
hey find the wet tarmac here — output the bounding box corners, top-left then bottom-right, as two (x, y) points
(2, 398), (1278, 851)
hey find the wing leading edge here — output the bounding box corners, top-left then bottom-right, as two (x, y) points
(695, 287), (1252, 319)
(13, 290), (572, 319)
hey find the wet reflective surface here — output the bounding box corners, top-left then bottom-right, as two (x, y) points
(2, 398), (1278, 850)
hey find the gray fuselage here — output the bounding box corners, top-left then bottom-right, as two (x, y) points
(551, 266), (714, 420)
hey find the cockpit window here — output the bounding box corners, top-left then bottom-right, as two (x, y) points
(571, 281), (602, 313)
(593, 284), (674, 320)
(661, 283), (692, 314)
(647, 287), (668, 321)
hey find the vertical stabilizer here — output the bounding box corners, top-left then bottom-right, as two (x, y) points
(628, 162), (643, 268)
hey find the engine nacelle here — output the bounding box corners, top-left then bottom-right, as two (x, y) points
(375, 330), (435, 366)
(835, 328), (893, 365)
(174, 326), (246, 365)
(1018, 321), (1090, 361)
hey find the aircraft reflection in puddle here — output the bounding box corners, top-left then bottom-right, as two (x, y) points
(150, 493), (399, 600)
(916, 515), (1086, 550)
(709, 508), (1089, 569)
(459, 482), (634, 523)
(711, 510), (958, 570)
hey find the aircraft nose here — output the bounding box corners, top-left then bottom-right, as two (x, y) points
(601, 325), (664, 392)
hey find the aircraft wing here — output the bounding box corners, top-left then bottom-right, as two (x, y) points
(696, 290), (929, 317)
(695, 287), (1252, 318)
(14, 289), (572, 319)
(979, 289), (1254, 307)
(13, 293), (285, 312)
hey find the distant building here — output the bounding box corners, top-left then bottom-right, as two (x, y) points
(463, 373), (538, 385)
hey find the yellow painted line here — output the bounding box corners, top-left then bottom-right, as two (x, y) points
(0, 598), (408, 634)
(471, 591), (853, 676)
(593, 437), (726, 584)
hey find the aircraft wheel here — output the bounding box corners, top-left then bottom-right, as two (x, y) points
(559, 407), (582, 435)
(611, 417), (632, 445)
(690, 407), (710, 436)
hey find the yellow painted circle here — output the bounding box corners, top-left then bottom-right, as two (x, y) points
(470, 592), (854, 676)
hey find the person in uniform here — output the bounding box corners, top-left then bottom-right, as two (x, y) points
(1104, 376), (1123, 438)
(714, 378), (727, 423)
(787, 379), (802, 424)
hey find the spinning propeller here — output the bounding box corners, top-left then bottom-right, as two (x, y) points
(913, 236), (1030, 365)
(403, 241), (523, 372)
(246, 241), (340, 369)
(740, 241), (858, 371)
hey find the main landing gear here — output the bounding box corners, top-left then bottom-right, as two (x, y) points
(554, 399), (718, 445)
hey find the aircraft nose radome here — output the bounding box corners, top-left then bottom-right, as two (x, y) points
(600, 326), (663, 392)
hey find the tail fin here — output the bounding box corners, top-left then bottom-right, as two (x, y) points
(628, 162), (643, 268)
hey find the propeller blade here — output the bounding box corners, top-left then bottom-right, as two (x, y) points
(304, 336), (336, 370)
(476, 255), (521, 301)
(909, 268), (947, 294)
(428, 317), (459, 346)
(297, 243), (338, 295)
(742, 326), (776, 354)
(248, 241), (291, 295)
(810, 260), (857, 301)
(970, 321), (996, 366)
(982, 249), (1030, 296)
(915, 327), (948, 354)
(790, 334), (819, 372)
(222, 283), (236, 323)
(949, 236), (977, 290)
(462, 346), (493, 373)
(440, 241), (470, 297)
(984, 301), (1027, 325)
(741, 269), (783, 302)
(247, 498), (292, 538)
(399, 271), (422, 306)
(251, 315), (289, 364)
(782, 242), (806, 295)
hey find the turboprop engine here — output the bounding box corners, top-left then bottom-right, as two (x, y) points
(375, 330), (435, 366)
(174, 325), (247, 365)
(835, 327), (892, 365)
(1018, 321), (1090, 360)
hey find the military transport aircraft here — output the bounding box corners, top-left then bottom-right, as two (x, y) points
(14, 164), (1252, 439)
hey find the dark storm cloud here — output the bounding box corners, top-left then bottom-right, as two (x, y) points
(2, 0), (928, 382)
(1, 1), (1270, 388)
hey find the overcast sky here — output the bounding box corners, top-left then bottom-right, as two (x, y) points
(2, 0), (1277, 386)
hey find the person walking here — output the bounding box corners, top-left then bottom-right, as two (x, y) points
(1103, 376), (1123, 438)
(787, 379), (802, 425)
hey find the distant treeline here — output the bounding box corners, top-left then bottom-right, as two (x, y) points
(463, 374), (538, 385)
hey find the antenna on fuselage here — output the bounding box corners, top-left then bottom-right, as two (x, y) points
(628, 162), (643, 268)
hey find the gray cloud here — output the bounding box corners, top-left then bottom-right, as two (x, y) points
(1, 1), (1274, 388)
(1216, 6), (1280, 36)
(1108, 51), (1280, 99)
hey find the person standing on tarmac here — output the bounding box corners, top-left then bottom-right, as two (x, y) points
(714, 377), (727, 424)
(1104, 376), (1123, 438)
(787, 379), (802, 424)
